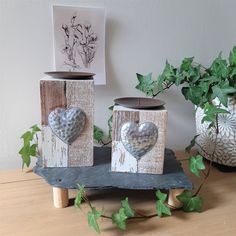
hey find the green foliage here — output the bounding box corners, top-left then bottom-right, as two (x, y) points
(121, 197), (134, 217)
(155, 190), (171, 217)
(74, 184), (85, 208)
(189, 155), (205, 177)
(87, 207), (102, 233)
(112, 208), (128, 230)
(93, 125), (105, 144)
(135, 46), (236, 129)
(185, 134), (199, 153)
(19, 125), (41, 168)
(177, 190), (203, 212)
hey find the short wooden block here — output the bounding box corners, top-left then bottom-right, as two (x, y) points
(111, 105), (167, 174)
(40, 77), (94, 167)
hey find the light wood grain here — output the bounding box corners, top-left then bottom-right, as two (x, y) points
(1, 151), (236, 236)
(111, 106), (167, 174)
(53, 187), (69, 208)
(40, 79), (94, 167)
(40, 79), (66, 126)
(66, 80), (94, 167)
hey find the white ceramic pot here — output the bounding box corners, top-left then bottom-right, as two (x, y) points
(195, 97), (236, 166)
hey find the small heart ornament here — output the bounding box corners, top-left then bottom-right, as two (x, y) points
(48, 107), (86, 144)
(121, 122), (158, 160)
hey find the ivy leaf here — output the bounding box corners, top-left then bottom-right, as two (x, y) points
(157, 74), (165, 92)
(162, 61), (175, 81)
(156, 200), (171, 217)
(180, 57), (194, 71)
(155, 190), (171, 217)
(210, 53), (228, 78)
(29, 144), (37, 156)
(156, 190), (167, 202)
(189, 155), (205, 177)
(229, 46), (236, 66)
(121, 197), (134, 217)
(19, 143), (31, 167)
(93, 125), (104, 144)
(181, 86), (203, 105)
(74, 184), (85, 208)
(112, 208), (128, 230)
(212, 81), (236, 107)
(202, 103), (229, 124)
(20, 131), (33, 144)
(30, 124), (41, 132)
(135, 73), (154, 96)
(177, 190), (203, 212)
(185, 134), (200, 153)
(87, 207), (102, 233)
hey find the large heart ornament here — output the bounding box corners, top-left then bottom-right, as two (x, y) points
(121, 122), (158, 160)
(48, 107), (86, 144)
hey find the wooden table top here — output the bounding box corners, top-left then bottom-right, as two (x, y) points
(0, 151), (236, 236)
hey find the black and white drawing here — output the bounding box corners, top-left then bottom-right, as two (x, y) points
(53, 6), (106, 84)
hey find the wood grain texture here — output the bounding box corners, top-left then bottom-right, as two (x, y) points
(40, 78), (94, 167)
(111, 105), (167, 174)
(112, 107), (139, 141)
(40, 79), (66, 126)
(1, 153), (236, 236)
(42, 126), (68, 167)
(66, 80), (94, 167)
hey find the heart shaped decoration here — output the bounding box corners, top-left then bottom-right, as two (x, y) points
(48, 107), (86, 144)
(121, 122), (158, 160)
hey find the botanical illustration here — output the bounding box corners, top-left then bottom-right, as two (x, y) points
(61, 14), (98, 70)
(53, 6), (106, 84)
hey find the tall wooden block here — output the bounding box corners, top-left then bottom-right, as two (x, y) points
(40, 77), (94, 167)
(111, 105), (167, 174)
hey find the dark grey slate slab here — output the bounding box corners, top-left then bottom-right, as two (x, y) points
(34, 147), (192, 190)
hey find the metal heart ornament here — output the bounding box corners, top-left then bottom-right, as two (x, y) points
(48, 107), (86, 144)
(121, 122), (158, 160)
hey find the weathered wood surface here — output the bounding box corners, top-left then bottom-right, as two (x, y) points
(40, 77), (94, 167)
(66, 80), (94, 167)
(40, 80), (66, 126)
(111, 105), (167, 174)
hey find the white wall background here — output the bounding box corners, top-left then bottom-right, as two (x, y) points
(0, 0), (236, 170)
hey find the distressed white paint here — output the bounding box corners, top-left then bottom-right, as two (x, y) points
(111, 141), (137, 173)
(111, 105), (167, 174)
(42, 126), (68, 167)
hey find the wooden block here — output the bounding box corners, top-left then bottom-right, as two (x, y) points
(111, 105), (167, 174)
(40, 77), (94, 167)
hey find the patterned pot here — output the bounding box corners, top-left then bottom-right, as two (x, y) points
(195, 97), (236, 166)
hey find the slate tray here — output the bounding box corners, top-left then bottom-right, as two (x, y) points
(34, 147), (192, 190)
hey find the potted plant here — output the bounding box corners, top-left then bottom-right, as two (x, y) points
(135, 46), (236, 167)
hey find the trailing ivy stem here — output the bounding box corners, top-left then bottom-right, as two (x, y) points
(152, 82), (174, 98)
(194, 114), (219, 197)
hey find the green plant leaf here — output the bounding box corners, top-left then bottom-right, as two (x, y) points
(177, 190), (203, 212)
(156, 200), (171, 217)
(180, 57), (194, 71)
(29, 144), (37, 156)
(229, 46), (236, 66)
(210, 53), (228, 78)
(135, 73), (154, 96)
(19, 143), (31, 167)
(185, 135), (200, 153)
(112, 208), (128, 230)
(87, 207), (102, 233)
(181, 86), (203, 105)
(162, 61), (175, 81)
(155, 190), (171, 217)
(74, 184), (85, 208)
(30, 124), (41, 132)
(121, 197), (134, 217)
(93, 125), (104, 143)
(20, 131), (33, 144)
(189, 155), (205, 177)
(156, 190), (167, 202)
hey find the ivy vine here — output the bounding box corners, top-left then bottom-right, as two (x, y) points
(19, 46), (236, 233)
